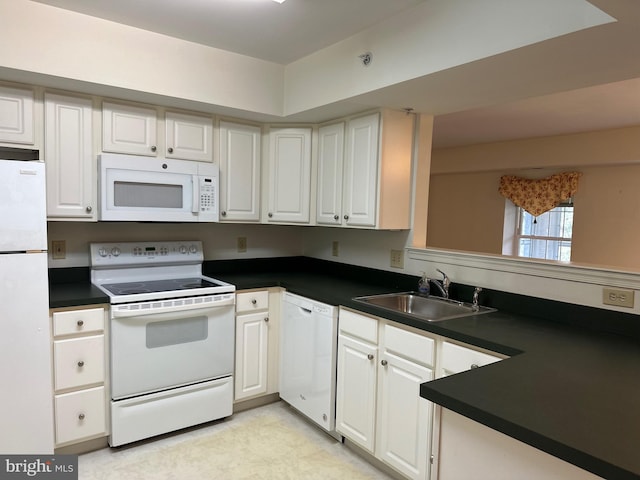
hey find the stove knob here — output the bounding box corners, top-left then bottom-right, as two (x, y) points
(98, 248), (108, 257)
(179, 245), (188, 254)
(111, 247), (121, 257)
(189, 245), (198, 254)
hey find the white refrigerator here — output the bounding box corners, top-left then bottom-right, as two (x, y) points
(0, 159), (54, 453)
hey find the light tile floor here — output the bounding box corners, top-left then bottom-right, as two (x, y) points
(79, 401), (395, 479)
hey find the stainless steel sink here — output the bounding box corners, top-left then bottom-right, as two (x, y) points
(353, 292), (496, 322)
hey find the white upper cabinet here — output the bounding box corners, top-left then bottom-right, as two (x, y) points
(102, 101), (158, 156)
(343, 113), (380, 227)
(0, 84), (35, 145)
(320, 110), (414, 229)
(102, 102), (213, 161)
(265, 127), (312, 224)
(165, 111), (213, 162)
(45, 92), (96, 221)
(219, 121), (261, 222)
(316, 122), (345, 225)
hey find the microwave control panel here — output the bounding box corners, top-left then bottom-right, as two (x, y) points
(199, 176), (217, 213)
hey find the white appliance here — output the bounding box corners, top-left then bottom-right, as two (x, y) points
(90, 241), (236, 447)
(279, 292), (338, 434)
(0, 156), (54, 454)
(98, 153), (219, 222)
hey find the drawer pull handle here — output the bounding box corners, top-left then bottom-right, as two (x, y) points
(367, 354), (374, 361)
(470, 363), (479, 369)
(78, 413), (85, 420)
(264, 317), (269, 322)
(77, 320), (84, 327)
(381, 359), (388, 366)
(77, 361), (85, 368)
(251, 299), (257, 305)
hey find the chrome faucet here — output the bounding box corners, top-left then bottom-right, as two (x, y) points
(472, 287), (482, 311)
(431, 268), (450, 299)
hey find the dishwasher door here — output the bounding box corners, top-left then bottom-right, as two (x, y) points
(279, 292), (338, 432)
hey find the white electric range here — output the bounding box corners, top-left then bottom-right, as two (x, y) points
(90, 241), (236, 447)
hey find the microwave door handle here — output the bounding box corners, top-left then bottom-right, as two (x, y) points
(192, 176), (200, 213)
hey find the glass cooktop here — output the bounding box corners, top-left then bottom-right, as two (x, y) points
(100, 277), (221, 296)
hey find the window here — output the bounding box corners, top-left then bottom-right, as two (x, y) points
(515, 203), (574, 261)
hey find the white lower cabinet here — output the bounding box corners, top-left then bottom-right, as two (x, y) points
(336, 308), (435, 480)
(440, 340), (502, 377)
(336, 333), (378, 451)
(51, 306), (108, 448)
(438, 409), (602, 480)
(234, 289), (280, 402)
(54, 386), (106, 446)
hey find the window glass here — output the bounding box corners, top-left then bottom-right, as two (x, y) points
(517, 205), (573, 261)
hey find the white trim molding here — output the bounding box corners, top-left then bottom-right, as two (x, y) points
(407, 247), (640, 315)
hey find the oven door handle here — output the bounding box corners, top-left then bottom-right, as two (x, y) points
(112, 298), (234, 318)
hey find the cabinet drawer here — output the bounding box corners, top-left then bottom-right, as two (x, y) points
(236, 290), (269, 313)
(339, 309), (378, 344)
(442, 341), (502, 376)
(54, 386), (106, 445)
(54, 335), (105, 391)
(383, 323), (435, 367)
(53, 308), (104, 337)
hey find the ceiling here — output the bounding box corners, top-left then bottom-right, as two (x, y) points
(30, 0), (640, 148)
(31, 0), (427, 64)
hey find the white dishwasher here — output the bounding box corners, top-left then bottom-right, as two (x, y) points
(279, 292), (338, 433)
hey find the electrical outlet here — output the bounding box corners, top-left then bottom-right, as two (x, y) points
(602, 287), (634, 308)
(237, 237), (247, 253)
(52, 240), (66, 259)
(390, 249), (404, 269)
(332, 241), (339, 257)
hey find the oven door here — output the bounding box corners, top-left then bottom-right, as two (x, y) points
(110, 299), (234, 400)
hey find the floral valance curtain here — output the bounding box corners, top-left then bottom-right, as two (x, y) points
(498, 172), (581, 217)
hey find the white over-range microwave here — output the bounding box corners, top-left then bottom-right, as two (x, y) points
(99, 154), (219, 222)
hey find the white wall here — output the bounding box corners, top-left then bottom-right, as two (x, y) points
(283, 0), (613, 115)
(301, 227), (413, 273)
(0, 0), (283, 118)
(47, 222), (304, 268)
(0, 0), (613, 121)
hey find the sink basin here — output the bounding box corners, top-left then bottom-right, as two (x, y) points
(353, 292), (496, 323)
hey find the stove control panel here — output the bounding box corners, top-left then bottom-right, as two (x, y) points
(90, 241), (204, 267)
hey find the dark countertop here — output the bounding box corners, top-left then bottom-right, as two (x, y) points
(49, 282), (109, 308)
(49, 261), (640, 479)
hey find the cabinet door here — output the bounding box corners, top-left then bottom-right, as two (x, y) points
(377, 351), (434, 480)
(235, 311), (269, 401)
(343, 113), (379, 227)
(165, 111), (213, 162)
(53, 335), (105, 391)
(45, 93), (96, 220)
(54, 386), (106, 445)
(316, 122), (345, 225)
(0, 84), (34, 145)
(102, 101), (158, 156)
(219, 121), (261, 222)
(336, 334), (377, 453)
(441, 341), (502, 377)
(266, 127), (312, 223)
